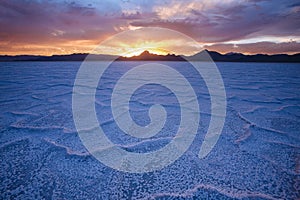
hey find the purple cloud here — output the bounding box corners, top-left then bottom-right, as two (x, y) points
(0, 0), (299, 55)
(205, 41), (300, 55)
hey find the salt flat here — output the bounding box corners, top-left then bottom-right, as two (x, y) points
(0, 61), (299, 199)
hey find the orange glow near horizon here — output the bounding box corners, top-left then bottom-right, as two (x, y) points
(91, 28), (203, 57)
(2, 27), (299, 56)
(122, 48), (170, 57)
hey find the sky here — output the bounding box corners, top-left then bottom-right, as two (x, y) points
(0, 0), (299, 56)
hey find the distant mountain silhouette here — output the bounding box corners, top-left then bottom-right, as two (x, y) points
(116, 50), (185, 61)
(188, 50), (300, 63)
(0, 53), (116, 62)
(1, 50), (299, 62)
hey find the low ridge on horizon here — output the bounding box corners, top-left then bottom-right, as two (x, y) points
(0, 50), (300, 63)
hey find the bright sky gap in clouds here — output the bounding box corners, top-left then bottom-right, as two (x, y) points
(0, 0), (299, 55)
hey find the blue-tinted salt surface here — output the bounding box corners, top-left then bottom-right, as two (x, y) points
(0, 61), (299, 199)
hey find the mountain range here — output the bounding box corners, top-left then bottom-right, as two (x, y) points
(1, 50), (299, 62)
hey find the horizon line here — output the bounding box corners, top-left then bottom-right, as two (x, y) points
(1, 49), (300, 57)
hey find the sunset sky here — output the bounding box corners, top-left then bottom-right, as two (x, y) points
(0, 0), (299, 56)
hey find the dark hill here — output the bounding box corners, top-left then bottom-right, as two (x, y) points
(116, 50), (185, 61)
(0, 50), (299, 62)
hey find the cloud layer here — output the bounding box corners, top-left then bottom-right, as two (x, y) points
(0, 0), (299, 55)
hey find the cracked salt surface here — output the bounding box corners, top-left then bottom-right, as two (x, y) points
(0, 61), (299, 199)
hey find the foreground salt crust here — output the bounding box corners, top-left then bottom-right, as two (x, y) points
(0, 61), (299, 199)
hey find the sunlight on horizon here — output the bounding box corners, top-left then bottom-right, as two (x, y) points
(122, 48), (170, 57)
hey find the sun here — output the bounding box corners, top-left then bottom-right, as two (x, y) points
(123, 48), (170, 57)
